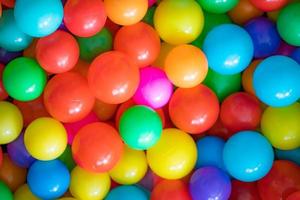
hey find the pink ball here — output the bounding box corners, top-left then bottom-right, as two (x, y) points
(133, 66), (173, 109)
(64, 111), (99, 144)
(148, 0), (156, 7)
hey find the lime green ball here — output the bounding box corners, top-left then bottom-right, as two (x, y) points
(119, 105), (162, 150)
(197, 0), (238, 14)
(58, 145), (76, 171)
(3, 57), (47, 101)
(0, 181), (13, 200)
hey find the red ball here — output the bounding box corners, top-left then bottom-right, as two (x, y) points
(287, 191), (300, 200)
(220, 92), (262, 133)
(230, 180), (261, 200)
(36, 30), (79, 74)
(44, 72), (95, 123)
(72, 122), (124, 172)
(169, 85), (219, 134)
(206, 117), (232, 140)
(151, 180), (192, 200)
(249, 0), (288, 12)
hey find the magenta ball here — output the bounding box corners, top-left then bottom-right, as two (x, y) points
(133, 66), (173, 109)
(148, 0), (156, 7)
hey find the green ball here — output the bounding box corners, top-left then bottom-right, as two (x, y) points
(277, 3), (300, 46)
(77, 28), (113, 61)
(3, 57), (47, 101)
(0, 181), (13, 200)
(58, 145), (76, 171)
(197, 0), (238, 14)
(142, 6), (156, 26)
(119, 105), (162, 150)
(203, 69), (241, 102)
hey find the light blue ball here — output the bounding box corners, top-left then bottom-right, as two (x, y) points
(105, 185), (148, 200)
(14, 0), (63, 37)
(203, 24), (254, 75)
(223, 131), (274, 182)
(27, 160), (70, 200)
(196, 136), (226, 171)
(253, 55), (300, 107)
(0, 10), (32, 52)
(275, 148), (300, 166)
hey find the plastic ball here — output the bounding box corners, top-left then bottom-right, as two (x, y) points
(105, 185), (148, 200)
(0, 10), (32, 51)
(275, 147), (300, 166)
(223, 131), (274, 182)
(287, 191), (300, 200)
(241, 59), (261, 95)
(27, 160), (70, 199)
(203, 24), (254, 75)
(277, 3), (300, 46)
(169, 85), (219, 134)
(36, 30), (79, 74)
(154, 0), (204, 45)
(0, 47), (22, 64)
(165, 44), (208, 88)
(14, 0), (63, 37)
(153, 42), (174, 68)
(253, 55), (300, 107)
(147, 128), (197, 179)
(189, 167), (231, 200)
(151, 180), (192, 200)
(87, 51), (139, 104)
(142, 6), (155, 26)
(197, 0), (238, 14)
(261, 103), (300, 150)
(14, 184), (40, 200)
(72, 122), (124, 173)
(109, 146), (147, 185)
(230, 180), (261, 200)
(70, 166), (111, 200)
(291, 48), (300, 65)
(0, 101), (23, 144)
(93, 100), (118, 121)
(250, 0), (288, 11)
(114, 22), (160, 67)
(0, 181), (13, 200)
(58, 145), (76, 171)
(276, 40), (296, 56)
(44, 72), (95, 123)
(24, 117), (67, 160)
(23, 38), (37, 59)
(63, 0), (107, 37)
(104, 0), (147, 26)
(3, 57), (47, 101)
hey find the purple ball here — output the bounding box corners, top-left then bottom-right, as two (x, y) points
(189, 167), (231, 200)
(0, 47), (22, 64)
(7, 132), (35, 168)
(275, 41), (296, 56)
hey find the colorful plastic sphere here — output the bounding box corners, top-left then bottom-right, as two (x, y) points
(14, 0), (63, 37)
(189, 167), (231, 200)
(93, 100), (118, 121)
(165, 44), (208, 88)
(105, 185), (148, 200)
(44, 72), (95, 123)
(0, 181), (13, 200)
(250, 0), (288, 11)
(287, 191), (300, 200)
(0, 10), (32, 51)
(154, 0), (204, 45)
(104, 0), (147, 26)
(36, 30), (79, 74)
(275, 147), (300, 166)
(261, 103), (300, 150)
(70, 166), (111, 200)
(114, 22), (160, 67)
(241, 59), (261, 95)
(14, 184), (40, 200)
(169, 85), (219, 134)
(203, 24), (254, 75)
(63, 0), (107, 37)
(276, 40), (296, 56)
(142, 6), (155, 26)
(196, 136), (226, 170)
(291, 48), (300, 65)
(3, 57), (47, 101)
(72, 122), (124, 173)
(223, 131), (274, 182)
(27, 160), (70, 199)
(0, 101), (23, 144)
(58, 145), (76, 171)
(197, 0), (238, 14)
(147, 128), (197, 179)
(153, 42), (174, 68)
(77, 28), (112, 61)
(109, 146), (147, 185)
(151, 180), (192, 200)
(277, 3), (300, 46)
(133, 67), (173, 109)
(24, 117), (67, 160)
(230, 180), (261, 200)
(253, 55), (300, 107)
(88, 51), (139, 104)
(244, 17), (281, 58)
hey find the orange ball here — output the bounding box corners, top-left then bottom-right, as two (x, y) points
(88, 51), (139, 104)
(0, 146), (2, 167)
(114, 22), (161, 68)
(242, 59), (262, 96)
(71, 59), (90, 77)
(23, 39), (38, 58)
(93, 99), (118, 121)
(104, 0), (148, 26)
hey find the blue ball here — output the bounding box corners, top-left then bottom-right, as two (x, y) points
(223, 131), (274, 182)
(253, 55), (300, 107)
(196, 136), (226, 171)
(27, 160), (70, 200)
(0, 10), (32, 52)
(105, 185), (148, 200)
(244, 17), (280, 58)
(275, 148), (300, 166)
(203, 24), (254, 75)
(291, 48), (300, 65)
(14, 0), (63, 37)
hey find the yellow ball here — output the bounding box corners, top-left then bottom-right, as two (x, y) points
(0, 101), (23, 144)
(261, 103), (300, 150)
(154, 0), (204, 45)
(147, 128), (197, 179)
(109, 146), (147, 185)
(70, 166), (111, 200)
(14, 184), (40, 200)
(24, 117), (67, 160)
